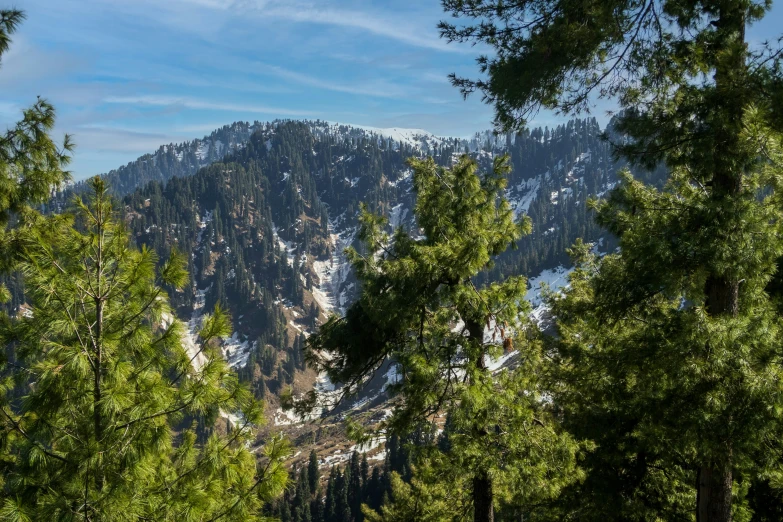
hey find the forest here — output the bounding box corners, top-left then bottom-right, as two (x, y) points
(3, 1), (783, 522)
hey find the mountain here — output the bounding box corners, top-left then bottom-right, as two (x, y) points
(29, 117), (663, 470)
(117, 117), (644, 385)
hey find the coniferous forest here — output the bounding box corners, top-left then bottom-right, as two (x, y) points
(3, 1), (783, 521)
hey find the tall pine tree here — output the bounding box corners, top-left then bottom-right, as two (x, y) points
(307, 156), (580, 521)
(0, 178), (289, 520)
(441, 0), (783, 519)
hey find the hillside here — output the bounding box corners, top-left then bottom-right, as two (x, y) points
(114, 118), (650, 425)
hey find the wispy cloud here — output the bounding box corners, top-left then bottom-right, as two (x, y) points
(104, 95), (317, 116)
(71, 126), (189, 153)
(16, 0), (497, 177)
(156, 0), (462, 53)
(261, 64), (411, 99)
(175, 122), (241, 133)
(260, 4), (463, 53)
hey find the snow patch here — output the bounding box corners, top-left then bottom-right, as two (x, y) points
(506, 176), (541, 219)
(526, 265), (573, 308)
(388, 203), (408, 230)
(312, 220), (356, 315)
(272, 224), (297, 267)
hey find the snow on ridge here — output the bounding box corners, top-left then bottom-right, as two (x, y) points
(353, 125), (445, 149)
(195, 141), (210, 160)
(313, 121), (455, 151)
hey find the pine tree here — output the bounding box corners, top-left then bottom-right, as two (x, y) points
(0, 9), (72, 269)
(309, 449), (321, 492)
(442, 1), (783, 520)
(362, 466), (468, 522)
(0, 178), (289, 520)
(307, 156), (581, 521)
(348, 451), (362, 521)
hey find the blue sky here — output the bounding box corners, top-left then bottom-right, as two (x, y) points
(3, 0), (783, 180)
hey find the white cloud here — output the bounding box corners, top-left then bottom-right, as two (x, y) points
(175, 122), (239, 133)
(117, 0), (463, 53)
(260, 3), (463, 53)
(261, 64), (410, 99)
(70, 126), (188, 153)
(104, 95), (317, 116)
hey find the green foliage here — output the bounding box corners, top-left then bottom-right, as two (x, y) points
(0, 9), (23, 60)
(439, 0), (777, 134)
(0, 7), (71, 257)
(363, 467), (468, 522)
(307, 155), (581, 518)
(0, 178), (289, 520)
(309, 155), (529, 402)
(546, 111), (783, 520)
(442, 0), (783, 518)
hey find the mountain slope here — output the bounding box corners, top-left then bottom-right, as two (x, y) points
(117, 118), (652, 412)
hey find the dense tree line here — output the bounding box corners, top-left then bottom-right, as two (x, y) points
(300, 0), (783, 520)
(267, 430), (433, 522)
(7, 0), (781, 519)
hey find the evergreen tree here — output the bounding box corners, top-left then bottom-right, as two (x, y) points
(363, 466), (468, 522)
(442, 1), (783, 520)
(308, 449), (321, 492)
(307, 156), (580, 521)
(0, 8), (72, 267)
(0, 178), (289, 520)
(348, 451), (362, 521)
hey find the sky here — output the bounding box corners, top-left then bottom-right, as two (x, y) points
(3, 0), (783, 180)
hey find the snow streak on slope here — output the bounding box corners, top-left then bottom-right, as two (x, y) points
(526, 265), (573, 324)
(183, 287), (210, 371)
(221, 332), (253, 369)
(388, 203), (409, 230)
(272, 224), (297, 267)
(507, 176), (542, 219)
(312, 220), (356, 316)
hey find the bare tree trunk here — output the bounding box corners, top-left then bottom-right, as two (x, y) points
(93, 190), (106, 500)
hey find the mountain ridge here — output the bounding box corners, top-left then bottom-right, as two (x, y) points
(64, 119), (511, 198)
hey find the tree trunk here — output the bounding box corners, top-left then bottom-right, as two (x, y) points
(94, 297), (103, 445)
(699, 2), (747, 521)
(698, 466), (733, 522)
(473, 470), (494, 522)
(93, 190), (106, 499)
(466, 317), (494, 522)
